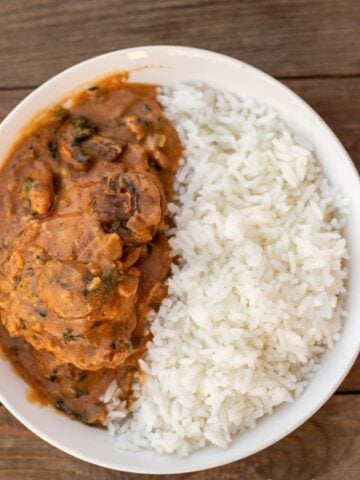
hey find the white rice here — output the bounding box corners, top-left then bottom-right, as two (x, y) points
(104, 83), (349, 456)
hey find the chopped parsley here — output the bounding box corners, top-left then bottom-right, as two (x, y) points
(63, 330), (84, 343)
(75, 389), (89, 399)
(35, 307), (47, 318)
(100, 267), (123, 290)
(71, 138), (82, 147)
(24, 177), (34, 192)
(48, 140), (58, 158)
(71, 115), (93, 140)
(52, 106), (69, 122)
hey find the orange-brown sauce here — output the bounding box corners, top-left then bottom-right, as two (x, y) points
(0, 75), (181, 425)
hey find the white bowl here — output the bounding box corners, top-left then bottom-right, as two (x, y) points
(0, 46), (359, 474)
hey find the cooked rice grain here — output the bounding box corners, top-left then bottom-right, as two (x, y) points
(106, 83), (349, 456)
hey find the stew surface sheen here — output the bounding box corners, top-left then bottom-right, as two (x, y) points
(0, 76), (181, 425)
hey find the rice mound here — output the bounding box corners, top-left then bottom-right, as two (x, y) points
(104, 83), (349, 456)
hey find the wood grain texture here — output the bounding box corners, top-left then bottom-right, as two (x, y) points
(0, 0), (359, 87)
(338, 357), (360, 392)
(0, 395), (360, 480)
(283, 78), (360, 169)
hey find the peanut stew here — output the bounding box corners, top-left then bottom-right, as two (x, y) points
(0, 76), (181, 425)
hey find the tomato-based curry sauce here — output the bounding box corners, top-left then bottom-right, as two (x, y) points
(0, 76), (182, 425)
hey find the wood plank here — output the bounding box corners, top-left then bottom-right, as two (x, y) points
(0, 0), (359, 87)
(285, 78), (360, 168)
(0, 395), (360, 479)
(0, 89), (31, 121)
(338, 357), (360, 392)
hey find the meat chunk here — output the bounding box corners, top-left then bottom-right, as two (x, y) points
(96, 171), (164, 245)
(21, 161), (54, 216)
(57, 116), (95, 171)
(82, 135), (123, 162)
(117, 267), (139, 298)
(37, 261), (94, 318)
(57, 115), (124, 169)
(3, 254), (139, 370)
(71, 115), (94, 140)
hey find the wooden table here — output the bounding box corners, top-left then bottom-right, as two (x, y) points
(0, 1), (359, 479)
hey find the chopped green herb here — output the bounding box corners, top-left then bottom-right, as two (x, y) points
(63, 330), (84, 343)
(75, 389), (89, 399)
(102, 176), (108, 183)
(87, 85), (99, 92)
(100, 267), (123, 289)
(71, 138), (82, 147)
(48, 140), (58, 158)
(74, 115), (90, 127)
(24, 177), (34, 192)
(117, 119), (125, 127)
(71, 115), (93, 140)
(53, 106), (69, 122)
(35, 307), (47, 318)
(112, 338), (132, 352)
(144, 103), (152, 112)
